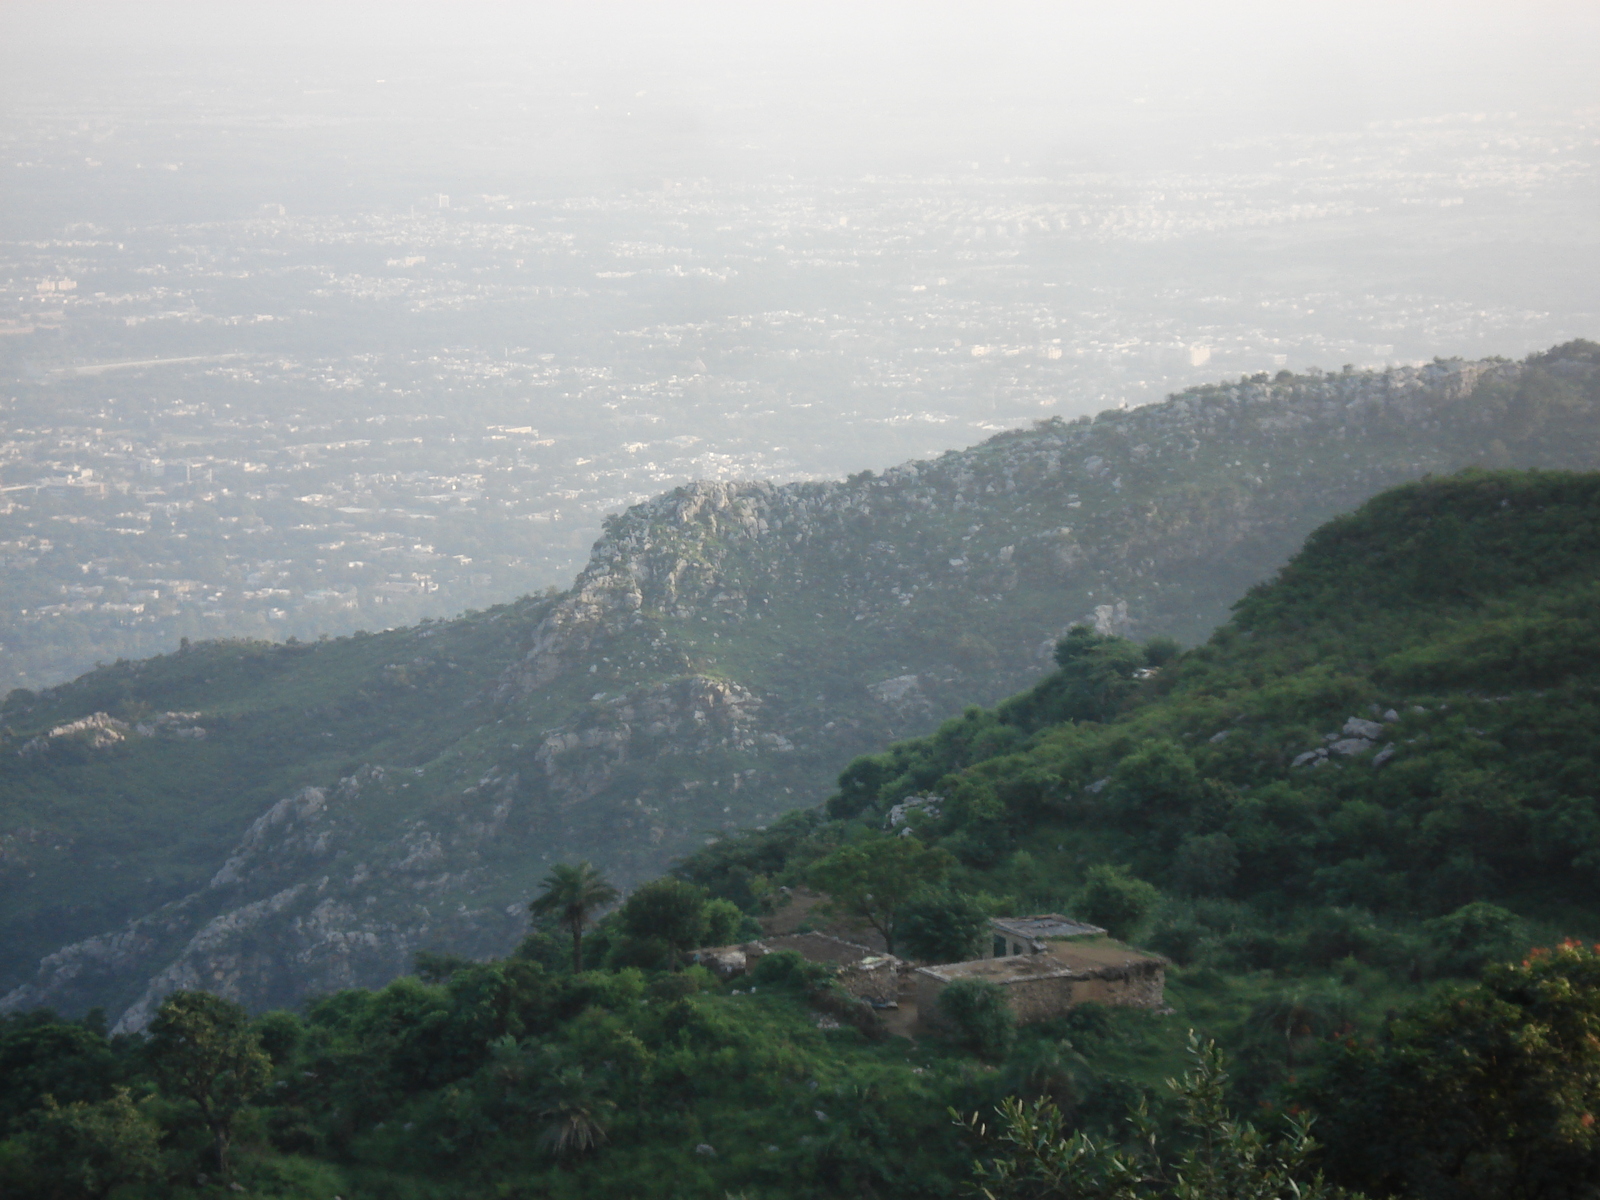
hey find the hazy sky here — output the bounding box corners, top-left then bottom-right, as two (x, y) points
(1, 1), (1597, 686)
(5, 1), (1597, 211)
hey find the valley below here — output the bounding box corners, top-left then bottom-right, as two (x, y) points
(4, 343), (1600, 1030)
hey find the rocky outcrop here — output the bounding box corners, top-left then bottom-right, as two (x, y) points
(1292, 711), (1407, 769)
(495, 355), (1593, 693)
(0, 895), (206, 1019)
(208, 787), (333, 889)
(534, 675), (767, 804)
(6, 350), (1599, 1022)
(1, 763), (527, 1030)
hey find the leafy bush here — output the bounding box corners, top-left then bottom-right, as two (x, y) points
(607, 933), (675, 971)
(937, 978), (1015, 1060)
(1072, 865), (1162, 941)
(0, 1014), (122, 1135)
(963, 1034), (1356, 1200)
(700, 897), (746, 947)
(1423, 901), (1526, 977)
(618, 878), (710, 968)
(747, 949), (833, 992)
(1172, 833), (1240, 897)
(7, 1088), (161, 1200)
(1148, 914), (1211, 966)
(1312, 939), (1600, 1199)
(807, 835), (954, 954)
(898, 888), (992, 963)
(251, 1010), (304, 1066)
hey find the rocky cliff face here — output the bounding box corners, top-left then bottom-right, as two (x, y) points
(1, 764), (527, 1028)
(5, 346), (1599, 1027)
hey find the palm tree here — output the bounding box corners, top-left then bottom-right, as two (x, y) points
(536, 1066), (615, 1158)
(529, 861), (618, 973)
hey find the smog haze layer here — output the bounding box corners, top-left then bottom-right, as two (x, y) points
(0, 0), (1596, 690)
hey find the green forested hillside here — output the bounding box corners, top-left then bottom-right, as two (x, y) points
(771, 467), (1600, 931)
(6, 344), (1600, 1033)
(680, 469), (1600, 972)
(6, 468), (1600, 1199)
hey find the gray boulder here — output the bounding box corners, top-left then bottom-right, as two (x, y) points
(1342, 716), (1386, 740)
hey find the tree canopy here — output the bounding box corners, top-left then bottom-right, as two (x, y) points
(808, 836), (955, 954)
(530, 861), (620, 974)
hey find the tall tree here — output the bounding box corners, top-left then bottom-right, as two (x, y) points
(808, 836), (954, 954)
(899, 888), (992, 964)
(530, 861), (619, 974)
(146, 991), (271, 1180)
(618, 877), (710, 970)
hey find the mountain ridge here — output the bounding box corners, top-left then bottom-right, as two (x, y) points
(4, 343), (1600, 1028)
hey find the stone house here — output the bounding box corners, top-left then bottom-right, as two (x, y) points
(915, 917), (1166, 1030)
(985, 914), (1105, 958)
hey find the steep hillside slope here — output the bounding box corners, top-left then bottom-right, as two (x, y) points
(663, 468), (1600, 1196)
(6, 470), (1600, 1200)
(693, 467), (1600, 936)
(4, 343), (1600, 1026)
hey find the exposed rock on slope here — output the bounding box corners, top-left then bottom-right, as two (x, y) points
(5, 344), (1600, 1025)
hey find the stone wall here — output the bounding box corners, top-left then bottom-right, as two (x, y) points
(752, 932), (875, 968)
(837, 957), (901, 1006)
(915, 959), (1165, 1031)
(744, 933), (902, 1005)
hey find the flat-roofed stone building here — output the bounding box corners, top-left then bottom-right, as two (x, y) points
(985, 914), (1105, 958)
(916, 921), (1166, 1029)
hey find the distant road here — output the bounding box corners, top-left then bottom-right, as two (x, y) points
(50, 353), (245, 378)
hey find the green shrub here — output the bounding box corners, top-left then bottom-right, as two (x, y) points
(1172, 833), (1239, 897)
(6, 1088), (160, 1200)
(748, 949), (833, 992)
(1148, 915), (1211, 966)
(936, 977), (1015, 1060)
(512, 929), (568, 972)
(700, 898), (746, 947)
(647, 972), (702, 1003)
(251, 1010), (304, 1066)
(618, 878), (710, 968)
(1424, 901), (1526, 976)
(1072, 864), (1161, 941)
(898, 889), (991, 963)
(608, 933), (675, 972)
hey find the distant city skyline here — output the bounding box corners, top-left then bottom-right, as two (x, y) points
(0, 1), (1595, 689)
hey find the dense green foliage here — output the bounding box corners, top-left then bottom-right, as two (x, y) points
(11, 344), (1600, 1028)
(898, 889), (993, 964)
(806, 836), (955, 954)
(1073, 865), (1162, 942)
(7, 468), (1600, 1196)
(0, 966), (996, 1198)
(669, 467), (1600, 1192)
(616, 877), (715, 970)
(145, 992), (272, 1177)
(963, 1034), (1355, 1200)
(1310, 939), (1600, 1200)
(937, 979), (1016, 1061)
(727, 470), (1600, 956)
